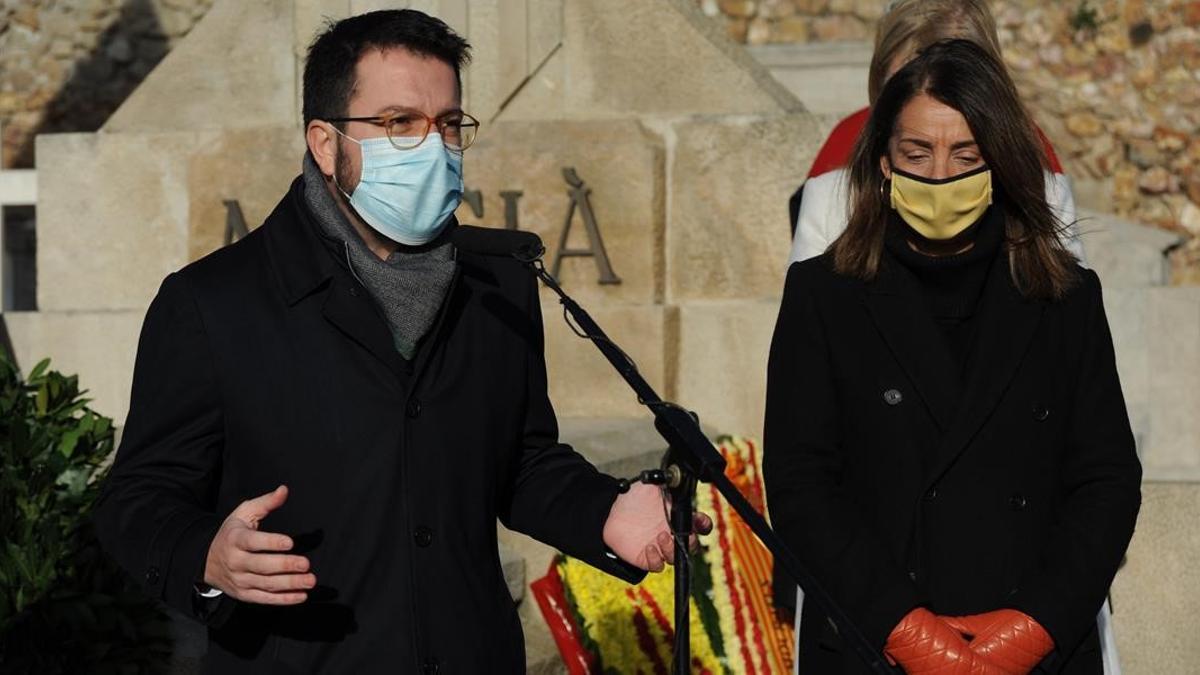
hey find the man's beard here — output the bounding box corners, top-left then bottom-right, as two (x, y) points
(333, 139), (357, 197)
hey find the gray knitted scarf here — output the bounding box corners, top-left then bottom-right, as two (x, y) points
(302, 153), (457, 360)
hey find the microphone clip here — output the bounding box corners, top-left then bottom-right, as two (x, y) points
(512, 242), (546, 264)
(616, 466), (682, 493)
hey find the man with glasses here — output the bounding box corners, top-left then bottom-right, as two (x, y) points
(94, 10), (705, 673)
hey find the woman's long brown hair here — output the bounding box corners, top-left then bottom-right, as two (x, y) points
(832, 39), (1079, 301)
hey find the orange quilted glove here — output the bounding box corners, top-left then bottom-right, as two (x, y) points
(885, 607), (1005, 674)
(940, 609), (1054, 674)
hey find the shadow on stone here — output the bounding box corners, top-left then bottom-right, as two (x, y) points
(13, 0), (170, 167)
(0, 314), (15, 368)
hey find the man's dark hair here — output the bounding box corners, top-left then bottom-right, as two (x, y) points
(302, 10), (471, 128)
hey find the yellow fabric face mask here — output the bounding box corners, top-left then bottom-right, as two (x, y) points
(889, 165), (993, 240)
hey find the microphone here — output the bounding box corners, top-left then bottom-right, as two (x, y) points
(450, 225), (545, 261)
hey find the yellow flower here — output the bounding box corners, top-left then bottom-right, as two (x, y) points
(552, 436), (793, 674)
(560, 555), (723, 673)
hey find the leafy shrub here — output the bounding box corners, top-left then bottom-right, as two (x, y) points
(0, 350), (171, 673)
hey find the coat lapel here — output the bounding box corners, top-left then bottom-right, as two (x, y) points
(322, 277), (407, 378)
(864, 259), (960, 432)
(410, 263), (464, 390)
(265, 175), (447, 382)
(921, 253), (1045, 489)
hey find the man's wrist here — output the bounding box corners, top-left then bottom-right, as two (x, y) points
(194, 582), (223, 598)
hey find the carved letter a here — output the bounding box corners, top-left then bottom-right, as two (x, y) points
(223, 200), (250, 247)
(550, 168), (620, 285)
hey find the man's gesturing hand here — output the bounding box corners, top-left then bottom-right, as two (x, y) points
(203, 485), (315, 605)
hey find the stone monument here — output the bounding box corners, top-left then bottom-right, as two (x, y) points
(3, 0), (1197, 671)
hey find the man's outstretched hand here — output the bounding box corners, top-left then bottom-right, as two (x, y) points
(203, 485), (315, 605)
(602, 482), (713, 572)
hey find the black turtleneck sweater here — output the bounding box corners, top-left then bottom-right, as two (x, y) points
(884, 207), (1004, 379)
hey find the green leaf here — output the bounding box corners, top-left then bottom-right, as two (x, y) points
(54, 398), (90, 419)
(28, 358), (50, 381)
(58, 428), (82, 458)
(35, 384), (49, 417)
(56, 466), (88, 495)
(7, 541), (35, 582)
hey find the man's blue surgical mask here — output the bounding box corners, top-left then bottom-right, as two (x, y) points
(334, 130), (463, 246)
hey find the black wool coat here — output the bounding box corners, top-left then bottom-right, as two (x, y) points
(763, 249), (1141, 674)
(94, 176), (642, 674)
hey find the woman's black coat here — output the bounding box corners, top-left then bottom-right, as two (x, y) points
(763, 249), (1141, 674)
(93, 177), (641, 673)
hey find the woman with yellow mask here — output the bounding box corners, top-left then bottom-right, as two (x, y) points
(763, 40), (1140, 675)
(787, 0), (1084, 267)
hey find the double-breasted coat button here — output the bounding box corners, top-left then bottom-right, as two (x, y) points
(145, 566), (160, 584)
(924, 487), (939, 502)
(883, 389), (903, 406)
(406, 398), (422, 419)
(349, 285), (360, 297)
(1033, 404), (1050, 421)
(414, 527), (433, 547)
(421, 659), (439, 674)
(1009, 493), (1028, 510)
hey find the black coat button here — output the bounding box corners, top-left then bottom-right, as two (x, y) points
(406, 398), (422, 419)
(421, 659), (439, 674)
(924, 487), (939, 502)
(349, 285), (360, 297)
(145, 566), (160, 584)
(883, 389), (903, 406)
(414, 527), (433, 547)
(1033, 404), (1050, 421)
(1009, 493), (1028, 510)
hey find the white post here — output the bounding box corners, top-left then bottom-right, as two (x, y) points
(0, 123), (39, 311)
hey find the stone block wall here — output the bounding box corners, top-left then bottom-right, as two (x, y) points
(701, 0), (1200, 283)
(699, 0), (883, 45)
(0, 0), (214, 169)
(994, 0), (1200, 284)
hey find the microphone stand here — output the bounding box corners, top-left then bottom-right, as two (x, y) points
(516, 248), (896, 674)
